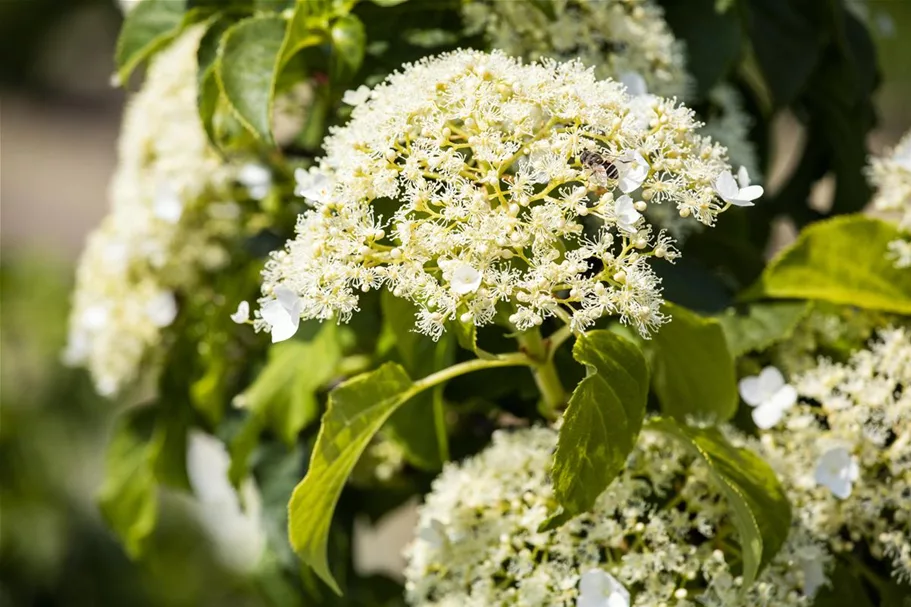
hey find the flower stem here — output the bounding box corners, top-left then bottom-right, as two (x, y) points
(516, 329), (567, 420)
(412, 352), (533, 393)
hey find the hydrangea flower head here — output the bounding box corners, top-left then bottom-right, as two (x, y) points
(866, 130), (911, 268)
(404, 426), (828, 606)
(750, 327), (911, 581)
(462, 0), (689, 98)
(64, 26), (240, 395)
(258, 50), (738, 341)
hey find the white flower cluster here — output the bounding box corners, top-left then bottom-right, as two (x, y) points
(867, 130), (911, 268)
(405, 426), (829, 607)
(259, 50), (737, 341)
(64, 27), (242, 395)
(749, 328), (911, 581)
(462, 0), (689, 99)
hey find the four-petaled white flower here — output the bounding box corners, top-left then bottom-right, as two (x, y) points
(738, 366), (797, 429)
(230, 300), (250, 324)
(260, 285), (302, 342)
(342, 84), (371, 106)
(577, 569), (630, 607)
(154, 181), (183, 223)
(714, 166), (764, 207)
(614, 195), (642, 233)
(146, 290), (178, 328)
(417, 519), (448, 550)
(814, 446), (859, 499)
(238, 163), (272, 200)
(294, 167), (333, 203)
(449, 263), (483, 295)
(615, 150), (650, 194)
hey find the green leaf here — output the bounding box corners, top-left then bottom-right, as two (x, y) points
(98, 403), (189, 557)
(238, 324), (342, 446)
(329, 14), (366, 83)
(662, 0), (742, 96)
(114, 0), (187, 84)
(279, 1), (325, 68)
(216, 15), (287, 143)
(381, 292), (451, 469)
(745, 216), (911, 315)
(368, 0), (410, 5)
(651, 302), (738, 424)
(545, 330), (648, 528)
(197, 16), (232, 147)
(288, 362), (416, 594)
(717, 301), (810, 357)
(98, 409), (159, 558)
(646, 417), (791, 588)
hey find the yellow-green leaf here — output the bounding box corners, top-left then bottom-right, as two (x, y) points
(717, 301), (811, 356)
(114, 0), (186, 84)
(746, 215), (911, 314)
(216, 15), (287, 143)
(288, 363), (415, 594)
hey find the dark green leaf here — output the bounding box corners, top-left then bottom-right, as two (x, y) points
(545, 330), (648, 528)
(717, 301), (810, 356)
(98, 408), (159, 558)
(809, 561), (874, 607)
(216, 15), (287, 143)
(114, 0), (186, 84)
(745, 216), (911, 315)
(197, 16), (232, 147)
(661, 0), (742, 96)
(646, 417), (791, 588)
(329, 14), (366, 83)
(288, 363), (416, 594)
(744, 0), (823, 107)
(651, 302), (738, 424)
(381, 292), (452, 469)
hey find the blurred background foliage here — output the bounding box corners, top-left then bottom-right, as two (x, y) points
(1, 0), (910, 605)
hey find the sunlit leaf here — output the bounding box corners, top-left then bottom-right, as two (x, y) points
(717, 301), (810, 356)
(544, 330), (648, 528)
(114, 0), (186, 84)
(651, 302), (738, 424)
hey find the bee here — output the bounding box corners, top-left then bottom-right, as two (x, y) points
(579, 149), (620, 184)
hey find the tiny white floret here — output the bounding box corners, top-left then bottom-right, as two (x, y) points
(230, 300), (250, 324)
(450, 263), (483, 295)
(342, 84), (371, 106)
(294, 167), (333, 203)
(260, 286), (302, 342)
(619, 71), (648, 98)
(153, 182), (183, 223)
(739, 366), (797, 429)
(238, 163), (272, 200)
(146, 291), (178, 328)
(615, 150), (650, 194)
(814, 446), (859, 499)
(714, 167), (764, 207)
(614, 195), (642, 233)
(417, 519), (448, 550)
(577, 569), (630, 607)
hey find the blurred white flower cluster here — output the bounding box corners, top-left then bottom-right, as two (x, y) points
(867, 131), (911, 268)
(64, 27), (242, 396)
(462, 0), (689, 98)
(404, 426), (829, 607)
(749, 328), (911, 581)
(259, 50), (737, 341)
